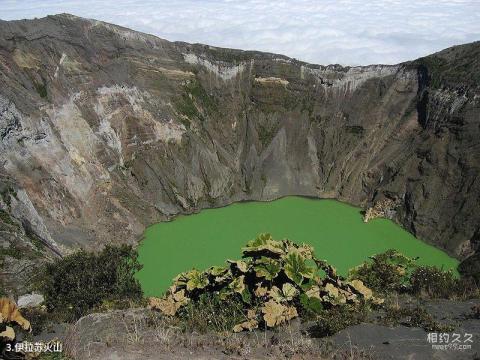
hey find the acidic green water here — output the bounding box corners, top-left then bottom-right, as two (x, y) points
(137, 196), (458, 296)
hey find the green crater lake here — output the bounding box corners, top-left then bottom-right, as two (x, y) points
(137, 196), (458, 296)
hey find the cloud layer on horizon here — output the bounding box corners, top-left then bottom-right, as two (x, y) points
(2, 0), (480, 65)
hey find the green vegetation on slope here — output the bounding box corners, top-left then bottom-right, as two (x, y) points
(173, 79), (218, 126)
(412, 41), (480, 90)
(39, 245), (143, 320)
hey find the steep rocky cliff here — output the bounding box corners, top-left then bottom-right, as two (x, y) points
(0, 14), (478, 295)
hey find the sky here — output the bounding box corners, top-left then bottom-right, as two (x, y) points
(1, 0), (480, 66)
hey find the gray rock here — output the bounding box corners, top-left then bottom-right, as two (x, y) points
(332, 323), (480, 360)
(17, 292), (44, 308)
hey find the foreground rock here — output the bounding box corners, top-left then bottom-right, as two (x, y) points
(333, 323), (479, 360)
(331, 298), (480, 360)
(61, 309), (329, 360)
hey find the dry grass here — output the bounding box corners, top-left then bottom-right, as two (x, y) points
(123, 312), (143, 344)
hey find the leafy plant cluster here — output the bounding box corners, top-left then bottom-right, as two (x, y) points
(40, 245), (143, 320)
(149, 234), (382, 332)
(257, 123), (276, 146)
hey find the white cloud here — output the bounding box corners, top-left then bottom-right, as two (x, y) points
(1, 0), (479, 65)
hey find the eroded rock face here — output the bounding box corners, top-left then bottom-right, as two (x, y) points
(0, 14), (479, 293)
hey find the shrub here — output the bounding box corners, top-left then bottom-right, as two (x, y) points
(409, 265), (479, 299)
(382, 306), (454, 332)
(307, 303), (369, 337)
(350, 251), (478, 299)
(40, 245), (143, 320)
(19, 307), (57, 336)
(409, 266), (457, 298)
(470, 304), (480, 319)
(348, 250), (416, 293)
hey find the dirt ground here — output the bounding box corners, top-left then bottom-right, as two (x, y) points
(26, 297), (478, 360)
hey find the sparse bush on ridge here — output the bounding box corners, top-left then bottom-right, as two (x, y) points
(347, 249), (417, 293)
(349, 250), (479, 299)
(409, 265), (457, 298)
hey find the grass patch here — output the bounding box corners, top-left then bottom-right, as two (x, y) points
(28, 233), (46, 252)
(34, 81), (48, 99)
(185, 80), (217, 111)
(0, 184), (17, 209)
(381, 305), (454, 332)
(0, 209), (17, 227)
(257, 124), (276, 146)
(176, 293), (248, 333)
(307, 303), (370, 337)
(345, 125), (365, 136)
(173, 80), (218, 124)
(0, 244), (23, 260)
(37, 353), (72, 360)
